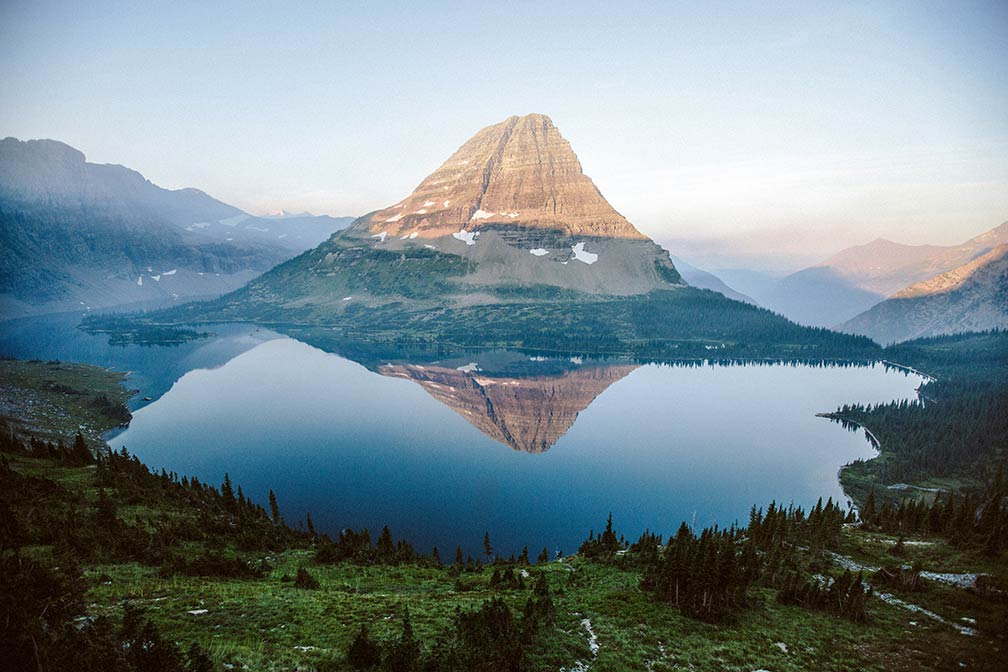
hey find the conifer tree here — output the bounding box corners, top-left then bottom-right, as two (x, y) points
(221, 473), (236, 510)
(383, 607), (421, 672)
(269, 489), (281, 523)
(347, 624), (381, 669)
(71, 432), (91, 465)
(861, 489), (877, 527)
(377, 525), (395, 563)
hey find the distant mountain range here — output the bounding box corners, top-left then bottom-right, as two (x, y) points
(0, 137), (352, 318)
(839, 243), (1008, 343)
(723, 221), (1008, 328)
(10, 124), (997, 349)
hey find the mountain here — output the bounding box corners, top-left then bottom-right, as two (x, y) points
(710, 268), (782, 301)
(820, 223), (1008, 296)
(183, 114), (685, 320)
(0, 137), (352, 318)
(670, 256), (757, 304)
(750, 267), (886, 327)
(839, 244), (1008, 343)
(161, 114), (878, 359)
(724, 222), (1008, 327)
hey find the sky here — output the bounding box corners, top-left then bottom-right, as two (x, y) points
(2, 1), (1006, 269)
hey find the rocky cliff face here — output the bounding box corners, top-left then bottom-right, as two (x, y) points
(840, 244), (1008, 343)
(379, 362), (639, 452)
(366, 114), (646, 240)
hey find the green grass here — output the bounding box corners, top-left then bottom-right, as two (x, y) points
(72, 545), (1006, 671)
(0, 357), (132, 446)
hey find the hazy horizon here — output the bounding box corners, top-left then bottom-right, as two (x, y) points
(2, 1), (1006, 263)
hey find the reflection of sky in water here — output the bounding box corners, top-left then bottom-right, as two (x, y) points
(107, 337), (924, 558)
(0, 312), (281, 412)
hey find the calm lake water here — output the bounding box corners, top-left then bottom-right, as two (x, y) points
(1, 313), (925, 558)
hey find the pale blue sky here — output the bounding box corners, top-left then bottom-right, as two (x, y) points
(2, 1), (1006, 263)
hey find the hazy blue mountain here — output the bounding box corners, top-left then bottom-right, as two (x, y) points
(0, 137), (352, 318)
(670, 256), (758, 304)
(711, 268), (784, 300)
(753, 267), (886, 327)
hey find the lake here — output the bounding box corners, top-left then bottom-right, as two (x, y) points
(0, 313), (925, 558)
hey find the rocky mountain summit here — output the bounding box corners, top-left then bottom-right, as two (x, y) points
(366, 114), (646, 241)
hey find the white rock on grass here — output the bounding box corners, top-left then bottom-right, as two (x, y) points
(582, 619), (600, 655)
(920, 571), (983, 589)
(876, 592), (978, 636)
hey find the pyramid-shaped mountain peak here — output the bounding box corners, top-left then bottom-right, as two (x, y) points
(367, 113), (647, 240)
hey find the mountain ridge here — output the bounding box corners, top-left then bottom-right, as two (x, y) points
(723, 220), (1008, 327)
(839, 243), (1008, 342)
(0, 137), (353, 318)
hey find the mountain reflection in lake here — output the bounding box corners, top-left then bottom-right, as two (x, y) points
(93, 335), (924, 558)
